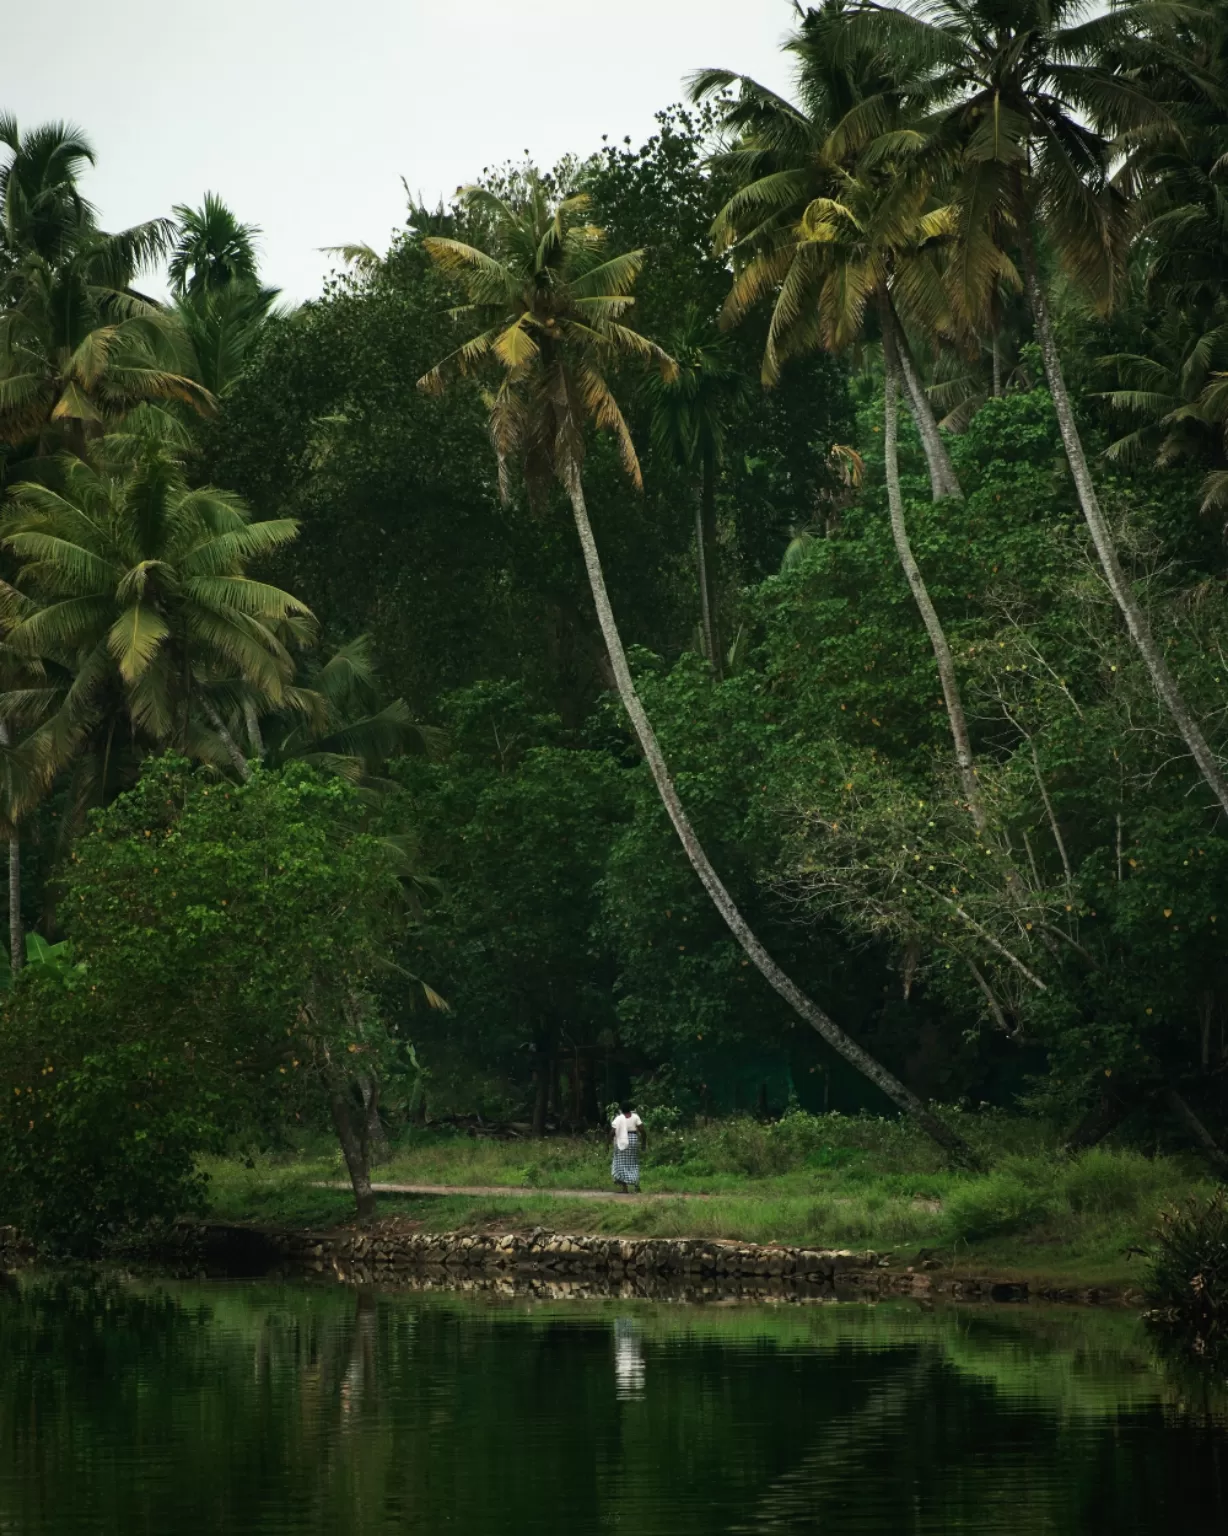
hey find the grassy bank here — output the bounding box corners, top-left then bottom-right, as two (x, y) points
(202, 1111), (1215, 1289)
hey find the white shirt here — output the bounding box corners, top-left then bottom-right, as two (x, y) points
(611, 1112), (642, 1151)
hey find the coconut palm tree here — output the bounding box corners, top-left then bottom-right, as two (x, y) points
(851, 0), (1228, 816)
(0, 119), (210, 469)
(172, 278), (282, 401)
(644, 307), (744, 676)
(418, 174), (972, 1158)
(168, 193), (260, 299)
(790, 161), (988, 829)
(168, 195), (281, 400)
(0, 433), (311, 821)
(0, 115), (95, 269)
(245, 633), (439, 786)
(692, 0), (965, 500)
(0, 643), (52, 974)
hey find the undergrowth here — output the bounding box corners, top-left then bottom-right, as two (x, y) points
(201, 1112), (1213, 1286)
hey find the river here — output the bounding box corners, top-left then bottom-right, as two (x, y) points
(1, 1270), (1225, 1533)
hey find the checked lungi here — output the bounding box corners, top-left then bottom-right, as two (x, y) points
(611, 1130), (641, 1187)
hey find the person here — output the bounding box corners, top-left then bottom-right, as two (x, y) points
(610, 1101), (645, 1192)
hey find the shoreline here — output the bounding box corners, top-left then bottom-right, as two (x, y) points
(0, 1217), (1142, 1306)
(198, 1219), (1137, 1305)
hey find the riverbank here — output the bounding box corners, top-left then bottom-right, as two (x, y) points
(268, 1218), (1119, 1303)
(201, 1114), (1215, 1291)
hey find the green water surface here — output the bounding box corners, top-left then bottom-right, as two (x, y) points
(1, 1272), (1225, 1533)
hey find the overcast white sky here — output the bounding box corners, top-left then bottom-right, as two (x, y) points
(5, 0), (796, 301)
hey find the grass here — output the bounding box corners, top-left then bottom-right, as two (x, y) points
(200, 1111), (1216, 1290)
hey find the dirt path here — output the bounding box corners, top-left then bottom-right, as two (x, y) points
(321, 1181), (713, 1203)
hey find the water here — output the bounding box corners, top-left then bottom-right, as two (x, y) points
(2, 1271), (1227, 1534)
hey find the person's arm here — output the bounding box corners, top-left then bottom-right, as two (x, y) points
(637, 1116), (647, 1151)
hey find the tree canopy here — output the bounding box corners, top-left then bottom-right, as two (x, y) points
(7, 2), (1228, 1232)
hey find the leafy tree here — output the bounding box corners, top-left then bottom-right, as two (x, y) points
(0, 757), (430, 1240)
(401, 683), (627, 1129)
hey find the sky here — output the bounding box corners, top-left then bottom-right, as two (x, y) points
(5, 0), (797, 301)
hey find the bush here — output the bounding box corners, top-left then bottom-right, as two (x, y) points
(944, 1172), (1053, 1243)
(709, 1116), (807, 1177)
(0, 976), (217, 1251)
(1059, 1148), (1168, 1217)
(1145, 1192), (1228, 1348)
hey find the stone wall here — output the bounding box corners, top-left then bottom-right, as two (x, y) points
(273, 1225), (1113, 1303)
(278, 1225), (889, 1293)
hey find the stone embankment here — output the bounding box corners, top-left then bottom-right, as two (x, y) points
(274, 1224), (1071, 1302)
(0, 1219), (1124, 1304)
(283, 1225), (883, 1284)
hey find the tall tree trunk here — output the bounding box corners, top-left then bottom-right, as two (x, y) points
(991, 332), (1003, 399)
(580, 1050), (600, 1125)
(329, 1081), (376, 1220)
(1062, 1088), (1129, 1153)
(360, 1074), (390, 1165)
(201, 698), (253, 783)
(0, 721), (22, 973)
(1018, 227), (1228, 817)
(531, 1055), (549, 1137)
(8, 833), (21, 975)
(894, 317), (963, 501)
(880, 302), (986, 832)
(1165, 1087), (1228, 1177)
(563, 460), (975, 1163)
(696, 456), (722, 678)
(243, 699), (266, 762)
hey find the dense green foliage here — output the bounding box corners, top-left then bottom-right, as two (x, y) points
(5, 1), (1228, 1239)
(0, 758), (417, 1244)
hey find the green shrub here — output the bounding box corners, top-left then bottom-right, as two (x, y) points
(1060, 1149), (1168, 1217)
(944, 1173), (1053, 1243)
(710, 1116), (799, 1177)
(0, 976), (217, 1252)
(1145, 1192), (1228, 1346)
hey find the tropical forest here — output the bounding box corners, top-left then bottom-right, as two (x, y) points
(8, 0), (1228, 1449)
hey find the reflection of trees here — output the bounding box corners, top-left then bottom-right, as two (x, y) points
(731, 1366), (928, 1533)
(1, 1279), (1227, 1534)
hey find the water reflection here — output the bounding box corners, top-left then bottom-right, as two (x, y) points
(0, 1271), (1226, 1535)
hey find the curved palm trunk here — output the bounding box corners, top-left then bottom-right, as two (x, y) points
(201, 698), (253, 783)
(694, 482), (718, 675)
(0, 723), (23, 973)
(242, 699), (266, 762)
(881, 302), (986, 832)
(695, 455), (722, 678)
(895, 321), (963, 501)
(1018, 229), (1228, 818)
(8, 834), (21, 974)
(563, 460), (974, 1162)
